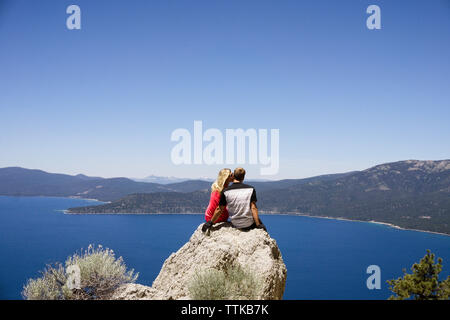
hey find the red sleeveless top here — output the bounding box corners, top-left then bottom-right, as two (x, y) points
(205, 190), (229, 222)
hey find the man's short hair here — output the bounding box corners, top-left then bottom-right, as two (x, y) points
(233, 167), (246, 182)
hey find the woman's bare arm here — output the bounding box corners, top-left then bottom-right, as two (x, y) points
(211, 205), (225, 223)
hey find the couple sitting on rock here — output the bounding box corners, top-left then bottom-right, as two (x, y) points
(202, 167), (267, 234)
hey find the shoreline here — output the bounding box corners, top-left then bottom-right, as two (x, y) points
(284, 213), (450, 237)
(0, 194), (105, 203)
(2, 195), (447, 237)
(64, 210), (202, 215)
(64, 210), (450, 237)
(68, 196), (106, 202)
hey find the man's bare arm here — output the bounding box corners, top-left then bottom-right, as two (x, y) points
(251, 201), (261, 226)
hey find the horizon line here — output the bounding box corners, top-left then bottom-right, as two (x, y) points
(1, 158), (449, 182)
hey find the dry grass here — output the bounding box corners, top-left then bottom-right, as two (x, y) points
(22, 244), (138, 300)
(188, 265), (262, 300)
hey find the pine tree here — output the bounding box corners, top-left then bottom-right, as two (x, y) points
(387, 250), (450, 300)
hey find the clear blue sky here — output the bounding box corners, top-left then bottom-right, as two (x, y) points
(0, 0), (449, 179)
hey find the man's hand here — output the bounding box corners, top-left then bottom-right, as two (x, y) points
(256, 223), (267, 232)
(202, 221), (213, 233)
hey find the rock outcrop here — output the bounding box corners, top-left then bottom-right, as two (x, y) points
(113, 222), (287, 300)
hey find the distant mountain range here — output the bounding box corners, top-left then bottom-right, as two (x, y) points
(1, 161), (449, 234)
(0, 167), (210, 201)
(65, 160), (450, 235)
(0, 167), (347, 201)
(131, 175), (274, 184)
(131, 175), (207, 184)
(65, 172), (353, 215)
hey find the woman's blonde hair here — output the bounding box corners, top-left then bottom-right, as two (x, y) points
(211, 168), (232, 193)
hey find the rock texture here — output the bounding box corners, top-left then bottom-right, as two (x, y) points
(113, 222), (287, 300)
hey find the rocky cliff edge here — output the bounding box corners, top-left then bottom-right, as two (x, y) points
(113, 222), (287, 300)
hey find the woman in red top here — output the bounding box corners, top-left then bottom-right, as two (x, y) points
(205, 168), (233, 222)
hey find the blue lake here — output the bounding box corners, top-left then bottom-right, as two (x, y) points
(0, 196), (449, 300)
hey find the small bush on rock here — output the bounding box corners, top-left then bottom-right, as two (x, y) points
(23, 245), (138, 300)
(188, 265), (262, 300)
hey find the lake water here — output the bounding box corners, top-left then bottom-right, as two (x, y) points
(0, 196), (449, 300)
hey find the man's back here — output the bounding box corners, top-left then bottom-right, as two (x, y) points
(220, 182), (257, 228)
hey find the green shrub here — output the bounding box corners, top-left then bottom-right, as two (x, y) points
(22, 244), (138, 300)
(22, 263), (69, 300)
(188, 265), (262, 300)
(387, 250), (450, 300)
